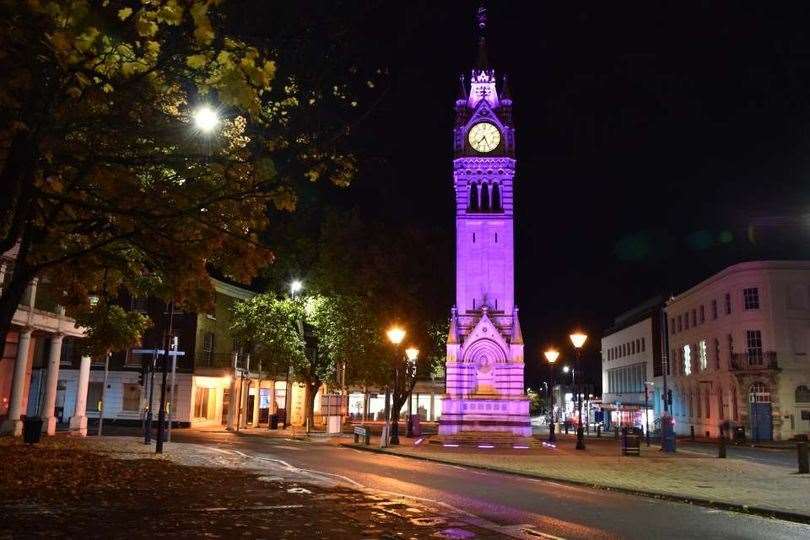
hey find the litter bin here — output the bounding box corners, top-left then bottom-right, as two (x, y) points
(269, 414), (279, 430)
(23, 416), (43, 444)
(733, 426), (746, 444)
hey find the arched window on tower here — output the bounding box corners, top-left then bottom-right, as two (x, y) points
(468, 183), (479, 212)
(480, 182), (490, 211)
(491, 182), (502, 212)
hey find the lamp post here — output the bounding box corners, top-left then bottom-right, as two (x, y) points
(544, 348), (560, 443)
(569, 331), (588, 450)
(383, 326), (406, 448)
(405, 347), (419, 437)
(283, 279), (303, 428)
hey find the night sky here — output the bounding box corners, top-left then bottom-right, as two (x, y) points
(255, 2), (810, 391)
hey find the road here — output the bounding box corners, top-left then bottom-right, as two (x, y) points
(170, 429), (810, 539)
(676, 440), (798, 469)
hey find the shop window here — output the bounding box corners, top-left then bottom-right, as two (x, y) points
(194, 387), (212, 419)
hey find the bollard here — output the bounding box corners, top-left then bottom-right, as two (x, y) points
(799, 442), (809, 474)
(718, 435), (726, 458)
(614, 426), (619, 439)
(597, 425), (601, 438)
(690, 425), (695, 441)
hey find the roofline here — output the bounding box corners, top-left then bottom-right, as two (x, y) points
(667, 260), (810, 305)
(211, 277), (256, 301)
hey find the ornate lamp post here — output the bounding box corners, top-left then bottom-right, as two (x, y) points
(405, 347), (419, 437)
(544, 348), (559, 443)
(569, 331), (588, 450)
(383, 326), (406, 447)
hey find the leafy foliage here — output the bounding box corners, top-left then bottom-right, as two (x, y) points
(0, 1), (372, 351)
(74, 302), (151, 359)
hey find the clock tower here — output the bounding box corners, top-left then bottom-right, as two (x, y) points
(439, 7), (531, 441)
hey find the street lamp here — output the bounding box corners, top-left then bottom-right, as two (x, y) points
(382, 326), (406, 447)
(405, 347), (419, 437)
(569, 331), (588, 450)
(193, 105), (220, 133)
(290, 279), (303, 297)
(544, 348), (560, 443)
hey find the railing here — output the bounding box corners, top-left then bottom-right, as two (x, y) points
(194, 352), (235, 370)
(730, 351), (778, 371)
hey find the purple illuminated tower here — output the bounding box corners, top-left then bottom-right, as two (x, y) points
(439, 8), (531, 440)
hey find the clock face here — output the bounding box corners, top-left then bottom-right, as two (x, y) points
(468, 122), (501, 153)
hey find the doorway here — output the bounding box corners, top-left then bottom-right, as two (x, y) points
(749, 383), (773, 442)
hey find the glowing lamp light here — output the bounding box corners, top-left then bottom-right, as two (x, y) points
(569, 332), (588, 349)
(563, 366), (570, 374)
(544, 348), (559, 364)
(386, 326), (406, 345)
(478, 444), (495, 449)
(405, 347), (420, 361)
(193, 105), (220, 133)
(290, 279), (303, 295)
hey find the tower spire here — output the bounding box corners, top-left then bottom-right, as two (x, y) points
(476, 3), (488, 69)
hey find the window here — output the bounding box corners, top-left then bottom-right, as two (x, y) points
(725, 293), (732, 315)
(203, 332), (215, 361)
(711, 299), (718, 320)
(691, 309), (697, 327)
(194, 387), (212, 419)
(677, 315), (682, 332)
(670, 349), (677, 376)
(86, 382), (104, 413)
(670, 318), (676, 335)
(746, 330), (763, 366)
(705, 388), (711, 419)
(727, 334), (734, 367)
(743, 288), (759, 310)
(468, 183), (479, 211)
(731, 386), (739, 421)
(699, 305), (705, 324)
(698, 340), (707, 371)
(713, 338), (720, 370)
(696, 388), (702, 418)
(796, 385), (810, 403)
(641, 337), (645, 352)
(491, 183), (502, 212)
(122, 383), (141, 411)
(636, 338), (641, 353)
(683, 344), (692, 375)
(684, 313), (689, 330)
(480, 182), (490, 210)
(718, 387), (725, 420)
(749, 382), (770, 403)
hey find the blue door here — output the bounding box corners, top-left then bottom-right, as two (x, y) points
(750, 402), (773, 442)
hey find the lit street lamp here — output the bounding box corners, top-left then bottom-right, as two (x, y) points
(569, 331), (588, 450)
(544, 348), (559, 443)
(290, 279), (303, 297)
(382, 326), (406, 447)
(193, 105), (220, 134)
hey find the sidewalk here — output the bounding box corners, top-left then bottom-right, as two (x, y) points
(0, 435), (508, 538)
(346, 434), (810, 522)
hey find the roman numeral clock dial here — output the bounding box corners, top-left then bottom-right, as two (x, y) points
(468, 122), (501, 153)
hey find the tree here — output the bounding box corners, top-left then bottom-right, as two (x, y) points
(0, 1), (369, 353)
(231, 292), (373, 428)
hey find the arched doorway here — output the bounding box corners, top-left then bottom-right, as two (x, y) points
(749, 382), (773, 442)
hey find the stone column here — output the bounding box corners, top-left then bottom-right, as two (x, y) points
(69, 355), (92, 436)
(226, 352), (238, 430)
(238, 379), (249, 428)
(1, 328), (33, 436)
(41, 333), (65, 435)
(251, 381), (260, 426)
(429, 393), (435, 421)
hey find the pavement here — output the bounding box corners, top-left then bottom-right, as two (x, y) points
(350, 432), (810, 522)
(165, 428), (810, 539)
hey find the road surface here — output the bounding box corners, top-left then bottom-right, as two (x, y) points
(170, 430), (810, 539)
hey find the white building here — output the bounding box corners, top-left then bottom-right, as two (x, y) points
(601, 297), (665, 433)
(665, 261), (810, 441)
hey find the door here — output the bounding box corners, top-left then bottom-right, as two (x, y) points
(750, 402), (773, 442)
(246, 395), (255, 423)
(221, 389), (230, 425)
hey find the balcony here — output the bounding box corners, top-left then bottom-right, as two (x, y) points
(730, 352), (778, 371)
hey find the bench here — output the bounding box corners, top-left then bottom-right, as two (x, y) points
(353, 425), (370, 445)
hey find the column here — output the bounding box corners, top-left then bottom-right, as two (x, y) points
(226, 352), (238, 430)
(1, 328), (33, 436)
(69, 355), (91, 436)
(238, 379), (249, 428)
(41, 333), (65, 435)
(251, 381), (260, 426)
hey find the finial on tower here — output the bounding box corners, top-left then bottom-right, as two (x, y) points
(476, 3), (488, 69)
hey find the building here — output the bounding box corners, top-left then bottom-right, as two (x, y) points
(56, 278), (323, 430)
(600, 297), (666, 433)
(439, 12), (530, 439)
(1, 246), (90, 436)
(665, 261), (810, 441)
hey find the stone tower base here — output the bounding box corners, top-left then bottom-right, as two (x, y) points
(438, 395), (531, 438)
